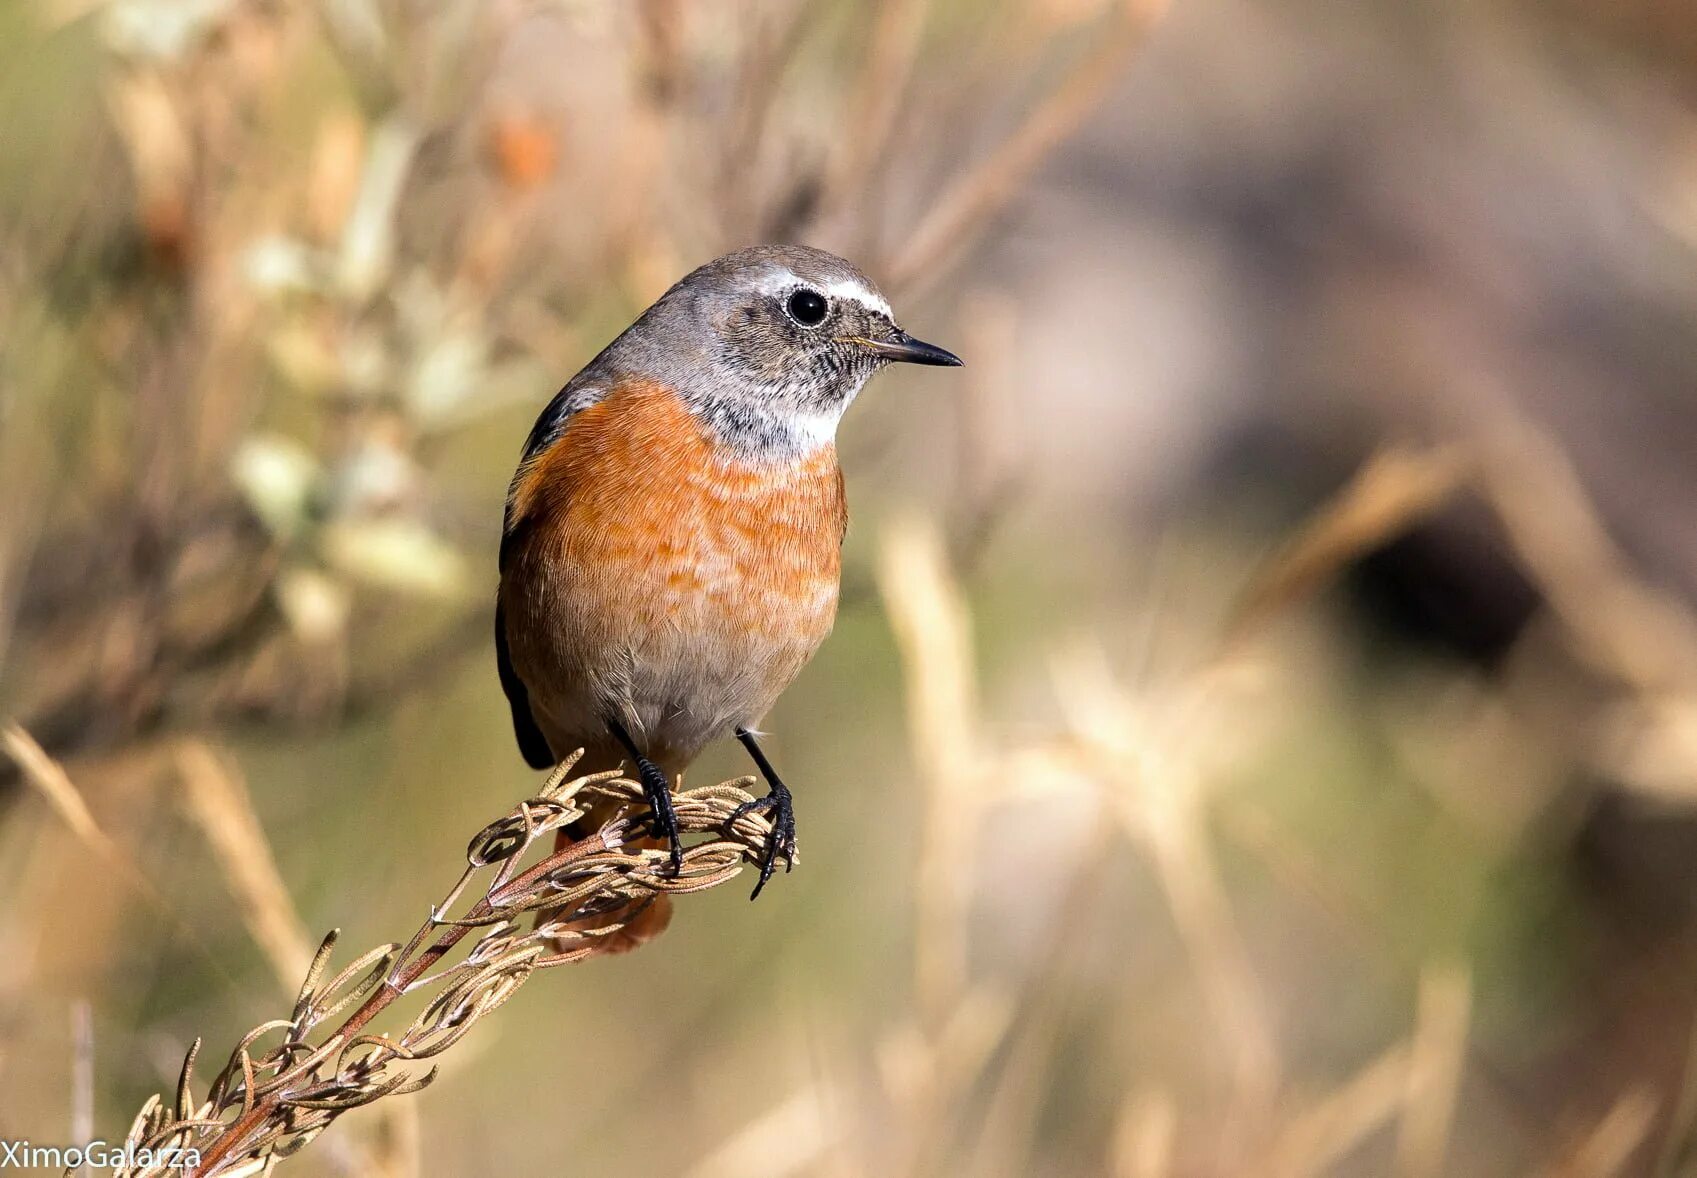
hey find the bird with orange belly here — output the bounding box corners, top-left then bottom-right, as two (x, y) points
(497, 245), (961, 921)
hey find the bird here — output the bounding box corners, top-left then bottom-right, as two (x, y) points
(496, 244), (961, 905)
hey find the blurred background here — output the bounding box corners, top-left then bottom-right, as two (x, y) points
(7, 0), (1697, 1173)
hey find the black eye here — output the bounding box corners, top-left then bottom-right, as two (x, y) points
(786, 288), (828, 327)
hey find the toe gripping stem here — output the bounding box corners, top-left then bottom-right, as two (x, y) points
(607, 718), (683, 873)
(732, 728), (798, 900)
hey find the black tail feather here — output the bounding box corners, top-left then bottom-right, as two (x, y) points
(495, 603), (555, 769)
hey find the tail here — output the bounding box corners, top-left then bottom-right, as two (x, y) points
(495, 602), (555, 769)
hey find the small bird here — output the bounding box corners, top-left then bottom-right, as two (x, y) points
(497, 244), (960, 900)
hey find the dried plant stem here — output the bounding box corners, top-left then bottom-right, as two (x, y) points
(175, 740), (317, 989)
(110, 759), (779, 1178)
(887, 0), (1170, 295)
(1111, 1089), (1177, 1178)
(877, 518), (982, 1029)
(1267, 1043), (1411, 1177)
(2, 726), (229, 979)
(1538, 1088), (1657, 1178)
(1224, 444), (1469, 652)
(817, 0), (932, 246)
(1394, 964), (1471, 1178)
(188, 830), (615, 1176)
(1048, 646), (1280, 1165)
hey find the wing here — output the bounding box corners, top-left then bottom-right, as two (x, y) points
(496, 601), (555, 769)
(497, 380), (606, 768)
(500, 380), (605, 569)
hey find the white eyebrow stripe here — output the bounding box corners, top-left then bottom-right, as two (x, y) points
(753, 269), (894, 320)
(821, 277), (893, 319)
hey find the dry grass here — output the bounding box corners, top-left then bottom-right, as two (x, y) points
(12, 393), (1694, 1177)
(8, 3), (1697, 1176)
(12, 423), (1695, 1177)
(0, 0), (1150, 776)
(175, 741), (318, 991)
(886, 0), (1171, 295)
(102, 752), (779, 1178)
(769, 421), (1697, 1176)
(0, 4), (1174, 1174)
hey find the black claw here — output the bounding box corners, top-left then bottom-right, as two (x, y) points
(634, 755), (684, 873)
(606, 716), (682, 874)
(728, 782), (796, 900)
(732, 727), (798, 900)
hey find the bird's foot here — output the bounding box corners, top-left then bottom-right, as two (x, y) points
(633, 756), (683, 874)
(727, 780), (796, 900)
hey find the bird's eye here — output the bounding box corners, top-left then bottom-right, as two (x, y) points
(786, 288), (829, 327)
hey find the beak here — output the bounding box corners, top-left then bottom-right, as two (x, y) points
(856, 330), (963, 367)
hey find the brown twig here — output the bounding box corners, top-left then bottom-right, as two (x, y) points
(815, 0), (932, 252)
(885, 0), (1171, 296)
(108, 755), (779, 1178)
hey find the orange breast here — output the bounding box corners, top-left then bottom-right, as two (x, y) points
(502, 379), (847, 758)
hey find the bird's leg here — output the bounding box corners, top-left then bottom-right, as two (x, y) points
(728, 727), (797, 900)
(607, 717), (683, 873)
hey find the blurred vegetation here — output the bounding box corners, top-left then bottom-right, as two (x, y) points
(8, 0), (1697, 1176)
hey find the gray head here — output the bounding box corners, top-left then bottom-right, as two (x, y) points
(584, 245), (960, 458)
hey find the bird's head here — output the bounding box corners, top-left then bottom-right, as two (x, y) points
(616, 244), (961, 457)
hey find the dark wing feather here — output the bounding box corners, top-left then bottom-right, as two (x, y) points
(496, 600), (555, 769)
(500, 381), (603, 568)
(496, 379), (604, 769)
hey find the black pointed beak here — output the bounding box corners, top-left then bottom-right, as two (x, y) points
(861, 330), (963, 367)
